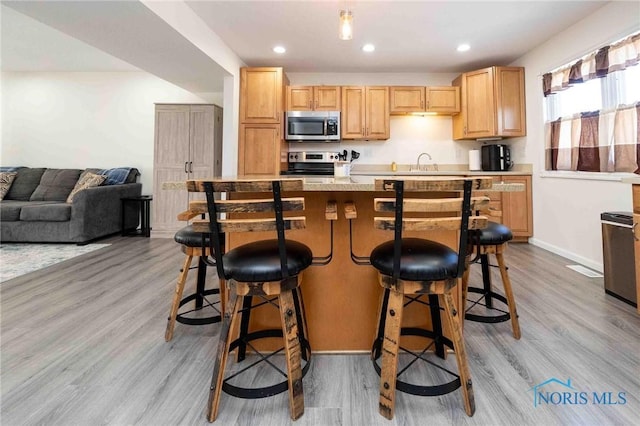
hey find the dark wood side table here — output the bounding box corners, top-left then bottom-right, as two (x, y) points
(121, 195), (153, 237)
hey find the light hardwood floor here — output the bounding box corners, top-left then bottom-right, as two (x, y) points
(1, 237), (639, 425)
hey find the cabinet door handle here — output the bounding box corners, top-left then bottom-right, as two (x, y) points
(366, 127), (369, 136)
(315, 99), (318, 109)
(309, 100), (312, 109)
(464, 126), (467, 135)
(189, 162), (193, 173)
(362, 127), (365, 136)
(421, 100), (424, 109)
(184, 162), (188, 173)
(633, 222), (639, 241)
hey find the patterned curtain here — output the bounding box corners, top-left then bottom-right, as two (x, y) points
(544, 104), (640, 174)
(543, 33), (640, 96)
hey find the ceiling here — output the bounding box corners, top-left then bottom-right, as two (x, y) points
(187, 0), (608, 73)
(2, 1), (609, 91)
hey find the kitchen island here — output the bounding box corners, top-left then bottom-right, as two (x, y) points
(168, 176), (522, 352)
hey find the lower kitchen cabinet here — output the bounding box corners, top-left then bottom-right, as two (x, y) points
(472, 174), (532, 241)
(501, 175), (533, 241)
(473, 176), (503, 223)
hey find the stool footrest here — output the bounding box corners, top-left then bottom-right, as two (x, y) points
(222, 329), (311, 399)
(175, 288), (222, 326)
(372, 326), (461, 397)
(465, 287), (511, 323)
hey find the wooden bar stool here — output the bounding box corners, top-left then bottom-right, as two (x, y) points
(349, 177), (492, 419)
(184, 178), (334, 423)
(165, 225), (222, 342)
(462, 222), (521, 339)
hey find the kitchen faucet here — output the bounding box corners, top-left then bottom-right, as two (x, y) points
(413, 152), (438, 172)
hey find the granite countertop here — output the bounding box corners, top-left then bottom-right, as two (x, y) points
(350, 163), (532, 176)
(163, 175), (524, 192)
(350, 170), (529, 176)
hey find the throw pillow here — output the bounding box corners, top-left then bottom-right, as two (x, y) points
(98, 167), (134, 185)
(0, 172), (17, 200)
(66, 172), (106, 203)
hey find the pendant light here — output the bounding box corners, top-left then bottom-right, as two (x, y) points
(339, 9), (353, 40)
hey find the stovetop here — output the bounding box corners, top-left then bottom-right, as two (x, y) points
(283, 151), (342, 176)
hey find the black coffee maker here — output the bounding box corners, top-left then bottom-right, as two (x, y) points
(481, 144), (513, 171)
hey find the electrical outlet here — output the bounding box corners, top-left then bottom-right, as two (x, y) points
(455, 146), (463, 160)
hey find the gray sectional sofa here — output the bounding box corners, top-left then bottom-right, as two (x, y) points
(0, 167), (142, 244)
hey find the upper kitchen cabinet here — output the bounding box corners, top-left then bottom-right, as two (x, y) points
(286, 86), (341, 111)
(452, 66), (526, 140)
(389, 86), (424, 113)
(390, 86), (460, 115)
(240, 67), (287, 123)
(238, 67), (288, 175)
(341, 86), (389, 140)
(426, 86), (460, 114)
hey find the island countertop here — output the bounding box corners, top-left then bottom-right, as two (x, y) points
(163, 175), (524, 192)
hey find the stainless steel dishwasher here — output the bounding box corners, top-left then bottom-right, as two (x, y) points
(601, 212), (637, 307)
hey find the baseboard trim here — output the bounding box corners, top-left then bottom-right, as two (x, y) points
(529, 238), (603, 273)
(151, 231), (175, 239)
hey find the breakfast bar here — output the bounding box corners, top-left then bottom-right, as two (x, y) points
(168, 175), (523, 352)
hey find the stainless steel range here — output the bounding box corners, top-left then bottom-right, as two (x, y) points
(282, 151), (342, 175)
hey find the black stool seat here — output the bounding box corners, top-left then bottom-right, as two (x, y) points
(165, 226), (221, 342)
(224, 239), (312, 282)
(463, 221), (521, 339)
(174, 225), (212, 247)
(471, 222), (512, 245)
(370, 238), (457, 281)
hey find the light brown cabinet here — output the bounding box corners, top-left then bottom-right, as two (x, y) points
(286, 86), (341, 111)
(389, 86), (424, 113)
(238, 67), (288, 175)
(471, 174), (533, 241)
(452, 66), (526, 140)
(238, 124), (286, 176)
(152, 104), (222, 237)
(389, 86), (460, 114)
(426, 86), (460, 114)
(501, 175), (533, 241)
(341, 86), (389, 140)
(240, 67), (285, 124)
(473, 176), (504, 224)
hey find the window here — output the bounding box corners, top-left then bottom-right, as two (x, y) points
(543, 32), (640, 175)
(544, 65), (640, 121)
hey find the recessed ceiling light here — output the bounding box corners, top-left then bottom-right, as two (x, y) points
(362, 44), (375, 53)
(273, 46), (286, 54)
(457, 44), (470, 52)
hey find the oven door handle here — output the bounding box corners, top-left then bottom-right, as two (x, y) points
(324, 119), (328, 136)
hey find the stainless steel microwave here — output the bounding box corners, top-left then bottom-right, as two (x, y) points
(285, 111), (341, 142)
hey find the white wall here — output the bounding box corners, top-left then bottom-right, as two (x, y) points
(141, 0), (246, 176)
(511, 1), (639, 271)
(287, 72), (487, 166)
(0, 71), (215, 192)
